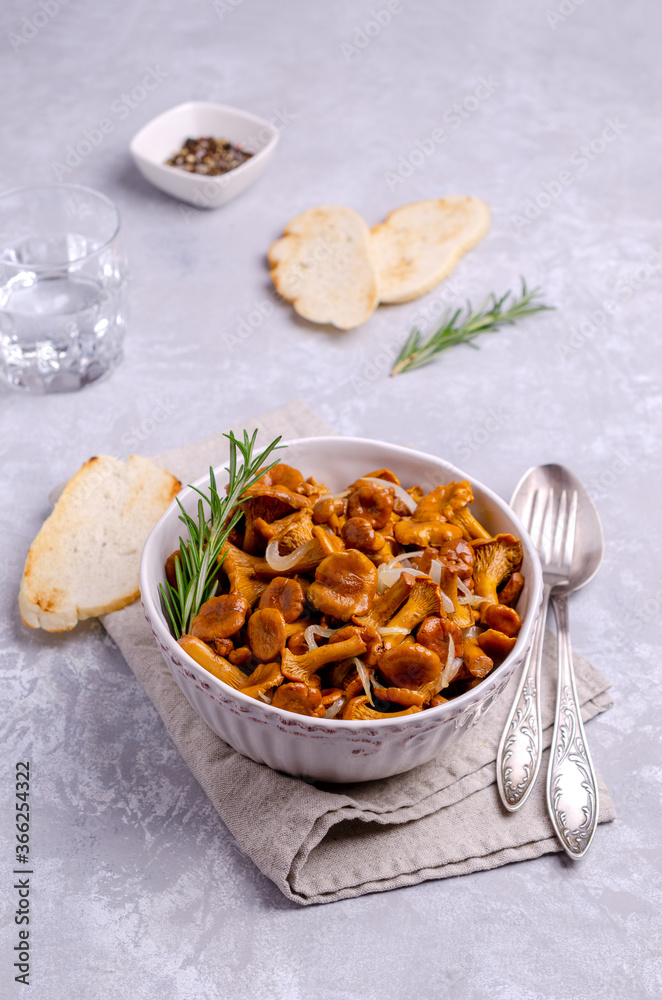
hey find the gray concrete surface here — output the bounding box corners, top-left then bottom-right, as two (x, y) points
(1, 1), (660, 997)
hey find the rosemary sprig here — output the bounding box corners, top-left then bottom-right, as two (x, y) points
(390, 279), (553, 376)
(159, 429), (283, 637)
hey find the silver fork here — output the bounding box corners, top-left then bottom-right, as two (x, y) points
(496, 485), (573, 810)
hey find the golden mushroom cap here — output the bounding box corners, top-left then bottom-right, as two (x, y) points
(378, 642), (442, 689)
(190, 594), (250, 642)
(253, 462), (306, 493)
(309, 549), (378, 620)
(259, 577), (305, 623)
(417, 615), (463, 662)
(347, 483), (393, 529)
(271, 682), (325, 717)
(247, 607), (287, 662)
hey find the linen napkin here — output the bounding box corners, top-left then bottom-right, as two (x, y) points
(102, 400), (615, 905)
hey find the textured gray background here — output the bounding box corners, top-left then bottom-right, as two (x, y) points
(1, 1), (660, 997)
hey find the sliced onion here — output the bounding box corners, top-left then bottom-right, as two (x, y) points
(315, 488), (350, 501)
(425, 559), (455, 612)
(436, 636), (464, 694)
(456, 577), (473, 599)
(353, 657), (374, 706)
(377, 563), (427, 594)
(325, 697), (345, 719)
(387, 549), (425, 568)
(377, 626), (410, 636)
(457, 577), (494, 607)
(436, 636), (454, 692)
(377, 550), (427, 593)
(462, 625), (482, 641)
(449, 657), (464, 684)
(440, 590), (455, 614)
(258, 692), (272, 704)
(361, 477), (418, 513)
(446, 634), (455, 673)
(264, 537), (309, 571)
(304, 624), (336, 651)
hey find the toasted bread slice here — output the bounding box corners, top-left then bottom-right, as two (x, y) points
(268, 205), (378, 330)
(19, 455), (181, 632)
(370, 196), (490, 304)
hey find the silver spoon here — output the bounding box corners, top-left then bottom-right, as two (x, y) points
(497, 465), (603, 857)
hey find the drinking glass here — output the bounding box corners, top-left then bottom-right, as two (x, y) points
(0, 184), (128, 393)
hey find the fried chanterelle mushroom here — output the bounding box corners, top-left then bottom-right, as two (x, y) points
(168, 464), (525, 719)
(472, 534), (523, 611)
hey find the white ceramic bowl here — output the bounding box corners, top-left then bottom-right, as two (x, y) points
(140, 437), (543, 783)
(129, 101), (279, 208)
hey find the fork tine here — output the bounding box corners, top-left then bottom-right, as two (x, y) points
(528, 489), (544, 548)
(539, 489), (555, 565)
(563, 490), (578, 570)
(553, 490), (567, 567)
(519, 487), (537, 535)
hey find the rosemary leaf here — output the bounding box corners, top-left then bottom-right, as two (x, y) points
(158, 430), (283, 637)
(391, 279), (553, 376)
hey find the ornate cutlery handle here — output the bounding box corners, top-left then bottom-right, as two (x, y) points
(547, 593), (599, 858)
(497, 584), (550, 810)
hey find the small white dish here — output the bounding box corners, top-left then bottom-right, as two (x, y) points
(129, 101), (279, 209)
(140, 437), (543, 783)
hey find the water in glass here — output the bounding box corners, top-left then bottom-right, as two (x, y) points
(0, 186), (128, 393)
